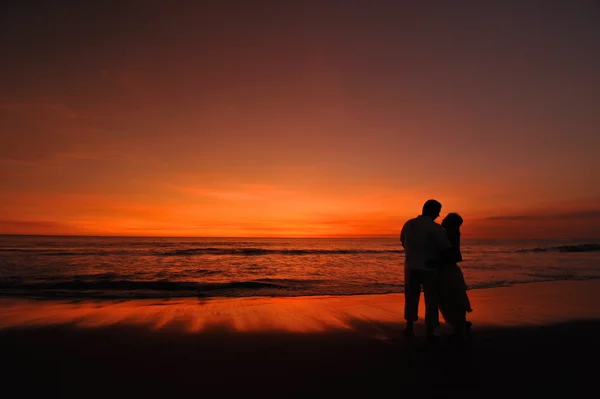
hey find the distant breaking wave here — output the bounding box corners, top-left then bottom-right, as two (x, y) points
(160, 248), (403, 256)
(0, 279), (282, 291)
(514, 243), (600, 253)
(468, 275), (600, 290)
(9, 243), (598, 256)
(0, 278), (311, 299)
(0, 247), (404, 256)
(2, 275), (600, 300)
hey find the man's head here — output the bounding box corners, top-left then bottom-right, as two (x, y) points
(422, 199), (442, 220)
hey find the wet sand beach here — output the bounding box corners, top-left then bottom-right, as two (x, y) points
(2, 280), (599, 397)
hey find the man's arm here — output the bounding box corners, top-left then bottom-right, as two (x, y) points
(432, 224), (452, 251)
(439, 246), (461, 263)
(431, 225), (460, 264)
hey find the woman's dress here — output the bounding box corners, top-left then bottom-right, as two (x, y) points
(438, 229), (472, 329)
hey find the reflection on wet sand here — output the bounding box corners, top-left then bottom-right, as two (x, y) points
(1, 280), (600, 334)
(0, 295), (402, 334)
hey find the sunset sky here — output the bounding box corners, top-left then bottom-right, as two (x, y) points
(1, 1), (599, 238)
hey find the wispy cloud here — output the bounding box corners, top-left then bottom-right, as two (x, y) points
(179, 187), (268, 201)
(0, 220), (82, 234)
(174, 183), (294, 202)
(0, 220), (63, 229)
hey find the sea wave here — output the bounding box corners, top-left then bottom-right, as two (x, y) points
(0, 248), (136, 256)
(160, 248), (403, 256)
(514, 243), (600, 253)
(0, 278), (315, 299)
(2, 274), (599, 300)
(0, 247), (404, 257)
(472, 274), (600, 289)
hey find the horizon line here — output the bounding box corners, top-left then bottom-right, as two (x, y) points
(1, 233), (599, 241)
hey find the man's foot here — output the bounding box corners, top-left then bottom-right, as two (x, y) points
(425, 326), (438, 343)
(404, 321), (415, 335)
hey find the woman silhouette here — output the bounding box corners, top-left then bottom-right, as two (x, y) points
(439, 213), (472, 338)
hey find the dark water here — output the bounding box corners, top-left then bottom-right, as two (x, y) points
(0, 235), (599, 299)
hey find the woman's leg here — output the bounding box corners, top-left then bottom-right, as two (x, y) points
(447, 267), (468, 336)
(457, 267), (473, 312)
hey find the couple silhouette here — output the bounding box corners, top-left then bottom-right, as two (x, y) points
(400, 199), (472, 341)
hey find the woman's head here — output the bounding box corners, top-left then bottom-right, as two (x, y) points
(442, 213), (463, 229)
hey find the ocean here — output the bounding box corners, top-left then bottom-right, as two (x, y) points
(0, 235), (599, 300)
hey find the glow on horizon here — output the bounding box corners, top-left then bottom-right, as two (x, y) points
(2, 178), (599, 238)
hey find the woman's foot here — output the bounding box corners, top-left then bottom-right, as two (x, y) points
(465, 321), (473, 338)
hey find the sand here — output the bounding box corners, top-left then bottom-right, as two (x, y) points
(1, 279), (599, 397)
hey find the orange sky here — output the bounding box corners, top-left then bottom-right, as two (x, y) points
(1, 1), (599, 238)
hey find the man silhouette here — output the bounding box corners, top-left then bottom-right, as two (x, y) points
(400, 199), (452, 340)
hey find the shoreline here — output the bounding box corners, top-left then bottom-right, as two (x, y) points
(2, 279), (600, 333)
(2, 275), (600, 301)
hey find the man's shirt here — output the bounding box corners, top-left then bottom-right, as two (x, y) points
(400, 215), (452, 270)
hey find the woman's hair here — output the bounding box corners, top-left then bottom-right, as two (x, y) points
(442, 212), (463, 228)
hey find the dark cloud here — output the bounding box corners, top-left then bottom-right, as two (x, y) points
(484, 210), (600, 221)
(0, 220), (80, 234)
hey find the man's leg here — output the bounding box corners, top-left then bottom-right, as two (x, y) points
(421, 270), (440, 338)
(403, 266), (422, 334)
